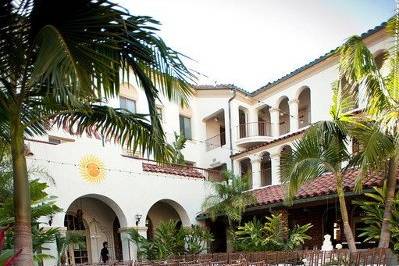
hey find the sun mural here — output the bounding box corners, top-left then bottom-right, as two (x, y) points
(79, 155), (105, 183)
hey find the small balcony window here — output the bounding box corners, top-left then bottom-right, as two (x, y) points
(179, 115), (192, 139)
(120, 96), (136, 113)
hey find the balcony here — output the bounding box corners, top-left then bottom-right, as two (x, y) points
(236, 122), (274, 147)
(205, 133), (226, 151)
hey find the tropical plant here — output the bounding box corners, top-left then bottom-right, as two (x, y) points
(280, 84), (359, 252)
(129, 220), (213, 260)
(55, 232), (86, 265)
(336, 16), (399, 248)
(353, 183), (399, 251)
(1, 178), (61, 263)
(0, 143), (61, 263)
(202, 171), (256, 229)
(184, 224), (214, 255)
(0, 1), (194, 264)
(170, 132), (187, 164)
(0, 227), (21, 266)
(233, 214), (312, 252)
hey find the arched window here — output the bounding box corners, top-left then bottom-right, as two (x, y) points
(240, 158), (252, 188)
(278, 97), (290, 135)
(238, 108), (248, 138)
(258, 106), (271, 136)
(261, 152), (272, 186)
(298, 87), (311, 128)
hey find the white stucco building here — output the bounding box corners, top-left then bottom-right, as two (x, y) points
(27, 21), (391, 264)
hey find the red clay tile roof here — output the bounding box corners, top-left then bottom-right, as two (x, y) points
(142, 163), (205, 179)
(251, 168), (397, 207)
(232, 128), (306, 158)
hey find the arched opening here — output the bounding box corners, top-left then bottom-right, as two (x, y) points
(260, 152), (272, 186)
(238, 108), (248, 138)
(64, 196), (125, 264)
(278, 97), (290, 135)
(145, 199), (190, 238)
(239, 158), (252, 188)
(204, 109), (226, 151)
(298, 87), (311, 128)
(257, 105), (271, 136)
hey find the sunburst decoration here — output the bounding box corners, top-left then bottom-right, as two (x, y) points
(79, 155), (105, 183)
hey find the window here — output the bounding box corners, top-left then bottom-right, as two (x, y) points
(179, 115), (192, 139)
(120, 96), (136, 113)
(64, 212), (88, 264)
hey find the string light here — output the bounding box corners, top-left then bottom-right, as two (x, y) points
(26, 157), (209, 182)
(27, 156), (275, 179)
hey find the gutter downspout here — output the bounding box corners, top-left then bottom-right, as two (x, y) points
(228, 89), (237, 173)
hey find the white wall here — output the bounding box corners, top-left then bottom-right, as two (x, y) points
(27, 137), (212, 263)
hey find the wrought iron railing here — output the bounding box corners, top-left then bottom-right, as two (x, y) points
(205, 133), (226, 151)
(100, 248), (391, 266)
(237, 122), (272, 139)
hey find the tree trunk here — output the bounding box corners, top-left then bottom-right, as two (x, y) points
(378, 157), (398, 248)
(336, 173), (357, 252)
(10, 118), (33, 266)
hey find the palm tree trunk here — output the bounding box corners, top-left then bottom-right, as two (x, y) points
(378, 157), (398, 248)
(336, 173), (356, 252)
(10, 118), (33, 266)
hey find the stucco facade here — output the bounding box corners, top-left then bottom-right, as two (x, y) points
(26, 22), (392, 264)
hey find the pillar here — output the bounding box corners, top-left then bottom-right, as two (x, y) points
(249, 154), (262, 189)
(289, 99), (299, 132)
(248, 108), (258, 137)
(120, 226), (147, 262)
(270, 107), (280, 137)
(271, 152), (280, 185)
(233, 159), (241, 176)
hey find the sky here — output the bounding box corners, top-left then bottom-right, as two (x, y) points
(116, 0), (394, 92)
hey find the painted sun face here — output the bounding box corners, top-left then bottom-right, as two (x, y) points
(79, 155), (105, 183)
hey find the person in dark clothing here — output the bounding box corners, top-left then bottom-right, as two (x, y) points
(100, 241), (109, 263)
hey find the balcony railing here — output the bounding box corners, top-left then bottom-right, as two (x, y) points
(237, 122), (272, 139)
(205, 133), (226, 151)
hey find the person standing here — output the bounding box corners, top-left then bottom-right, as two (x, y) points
(100, 241), (109, 263)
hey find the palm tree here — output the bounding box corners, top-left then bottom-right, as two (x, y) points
(0, 1), (194, 264)
(170, 132), (187, 164)
(202, 171), (256, 229)
(337, 16), (399, 248)
(280, 85), (358, 252)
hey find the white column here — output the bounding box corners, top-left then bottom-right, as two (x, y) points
(248, 108), (258, 137)
(233, 159), (241, 176)
(289, 99), (299, 132)
(249, 154), (262, 189)
(120, 226), (147, 262)
(271, 152), (281, 185)
(270, 108), (280, 137)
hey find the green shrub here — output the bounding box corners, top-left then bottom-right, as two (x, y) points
(233, 214), (312, 252)
(353, 183), (399, 251)
(129, 220), (213, 260)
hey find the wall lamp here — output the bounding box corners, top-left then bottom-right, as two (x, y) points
(135, 214), (142, 226)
